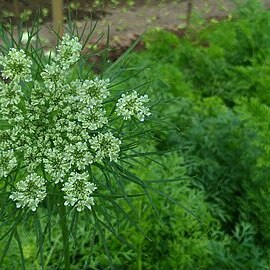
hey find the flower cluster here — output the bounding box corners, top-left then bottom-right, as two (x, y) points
(91, 132), (122, 162)
(0, 34), (151, 212)
(9, 173), (46, 211)
(62, 172), (97, 212)
(55, 34), (82, 70)
(0, 48), (32, 82)
(116, 91), (151, 121)
(0, 149), (17, 178)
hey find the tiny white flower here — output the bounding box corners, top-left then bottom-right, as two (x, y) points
(63, 142), (93, 171)
(89, 77), (110, 100)
(0, 48), (32, 82)
(55, 34), (82, 70)
(0, 82), (23, 123)
(116, 91), (151, 121)
(41, 62), (66, 89)
(43, 147), (71, 183)
(0, 149), (17, 178)
(9, 173), (47, 211)
(77, 107), (108, 130)
(70, 78), (110, 107)
(91, 132), (121, 162)
(23, 145), (44, 172)
(62, 172), (97, 212)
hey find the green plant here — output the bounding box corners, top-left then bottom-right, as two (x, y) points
(0, 21), (173, 270)
(107, 3), (270, 267)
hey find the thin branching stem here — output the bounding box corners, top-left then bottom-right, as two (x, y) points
(58, 196), (71, 270)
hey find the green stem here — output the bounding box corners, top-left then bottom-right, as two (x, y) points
(58, 200), (70, 270)
(137, 201), (142, 270)
(137, 243), (142, 270)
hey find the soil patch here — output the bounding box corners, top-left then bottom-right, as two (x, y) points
(0, 0), (269, 60)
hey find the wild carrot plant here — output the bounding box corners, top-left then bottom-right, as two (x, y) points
(0, 23), (167, 269)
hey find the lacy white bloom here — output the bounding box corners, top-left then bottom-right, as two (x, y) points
(0, 82), (23, 123)
(0, 149), (17, 178)
(0, 34), (151, 212)
(55, 34), (82, 70)
(0, 81), (23, 106)
(62, 172), (97, 211)
(116, 91), (151, 121)
(41, 35), (82, 89)
(88, 77), (110, 100)
(23, 145), (44, 172)
(64, 142), (94, 170)
(71, 78), (110, 107)
(9, 173), (46, 211)
(43, 147), (71, 183)
(77, 107), (108, 130)
(91, 132), (121, 162)
(41, 62), (65, 89)
(0, 48), (32, 82)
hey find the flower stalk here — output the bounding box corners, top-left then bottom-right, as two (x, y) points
(58, 194), (71, 270)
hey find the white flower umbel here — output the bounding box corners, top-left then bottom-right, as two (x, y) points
(88, 77), (110, 100)
(0, 34), (151, 211)
(77, 107), (108, 130)
(9, 173), (46, 211)
(43, 147), (72, 184)
(41, 62), (66, 90)
(55, 34), (82, 70)
(0, 48), (32, 82)
(64, 142), (94, 171)
(62, 172), (97, 212)
(70, 78), (110, 108)
(0, 82), (24, 124)
(0, 149), (17, 178)
(116, 91), (151, 121)
(91, 132), (121, 162)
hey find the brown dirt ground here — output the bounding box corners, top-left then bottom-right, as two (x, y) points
(39, 0), (236, 52)
(1, 0), (270, 57)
